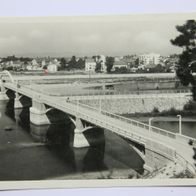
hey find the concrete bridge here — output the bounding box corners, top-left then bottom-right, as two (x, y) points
(0, 71), (196, 176)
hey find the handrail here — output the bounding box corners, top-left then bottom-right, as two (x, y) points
(75, 101), (177, 139)
(175, 151), (196, 174)
(71, 101), (196, 141)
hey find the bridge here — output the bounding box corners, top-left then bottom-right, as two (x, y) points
(0, 71), (196, 176)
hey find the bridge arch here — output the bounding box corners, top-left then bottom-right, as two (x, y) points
(1, 70), (15, 83)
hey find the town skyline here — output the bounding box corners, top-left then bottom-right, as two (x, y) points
(0, 14), (193, 57)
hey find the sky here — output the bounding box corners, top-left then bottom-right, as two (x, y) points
(0, 14), (195, 58)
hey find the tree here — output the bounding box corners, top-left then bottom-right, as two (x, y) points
(171, 20), (196, 100)
(76, 58), (85, 69)
(135, 58), (139, 66)
(95, 61), (102, 72)
(68, 56), (77, 69)
(114, 67), (128, 73)
(105, 56), (114, 73)
(59, 58), (67, 70)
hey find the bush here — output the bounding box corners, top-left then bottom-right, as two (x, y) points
(183, 100), (196, 111)
(152, 107), (159, 114)
(168, 107), (178, 115)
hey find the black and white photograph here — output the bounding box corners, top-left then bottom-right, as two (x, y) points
(0, 5), (196, 190)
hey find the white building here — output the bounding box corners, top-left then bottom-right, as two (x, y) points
(99, 55), (107, 72)
(53, 58), (60, 66)
(31, 59), (38, 66)
(41, 60), (46, 67)
(139, 53), (160, 65)
(85, 58), (96, 72)
(48, 62), (57, 72)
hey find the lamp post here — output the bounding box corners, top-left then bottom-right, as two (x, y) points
(149, 117), (154, 131)
(177, 114), (182, 135)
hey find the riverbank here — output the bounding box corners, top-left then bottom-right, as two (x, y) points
(144, 162), (194, 179)
(122, 100), (196, 118)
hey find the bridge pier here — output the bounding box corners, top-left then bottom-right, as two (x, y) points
(30, 100), (50, 125)
(70, 116), (90, 148)
(14, 92), (23, 109)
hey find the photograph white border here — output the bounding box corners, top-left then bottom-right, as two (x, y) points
(0, 0), (196, 194)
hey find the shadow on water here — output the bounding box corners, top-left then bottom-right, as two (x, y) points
(5, 99), (15, 120)
(75, 127), (107, 172)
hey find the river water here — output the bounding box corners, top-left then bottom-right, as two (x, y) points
(131, 116), (196, 139)
(0, 99), (144, 180)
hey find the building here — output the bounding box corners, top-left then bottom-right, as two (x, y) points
(139, 53), (160, 65)
(113, 60), (128, 70)
(85, 58), (96, 72)
(47, 62), (57, 72)
(41, 60), (46, 67)
(31, 59), (38, 66)
(99, 55), (106, 72)
(53, 58), (60, 66)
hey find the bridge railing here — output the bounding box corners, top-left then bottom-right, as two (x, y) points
(75, 101), (177, 139)
(175, 151), (196, 174)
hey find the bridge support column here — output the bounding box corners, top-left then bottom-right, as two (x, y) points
(72, 117), (90, 148)
(30, 100), (50, 125)
(14, 92), (23, 109)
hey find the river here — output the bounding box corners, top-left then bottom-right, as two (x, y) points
(130, 116), (196, 139)
(0, 99), (144, 180)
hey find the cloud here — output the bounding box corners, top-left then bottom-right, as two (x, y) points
(0, 16), (185, 56)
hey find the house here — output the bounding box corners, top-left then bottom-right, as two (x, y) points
(31, 59), (38, 66)
(47, 62), (57, 72)
(113, 60), (128, 70)
(99, 55), (107, 72)
(12, 60), (22, 69)
(41, 60), (46, 67)
(139, 53), (160, 65)
(138, 64), (146, 70)
(85, 58), (96, 72)
(26, 64), (33, 71)
(130, 67), (138, 73)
